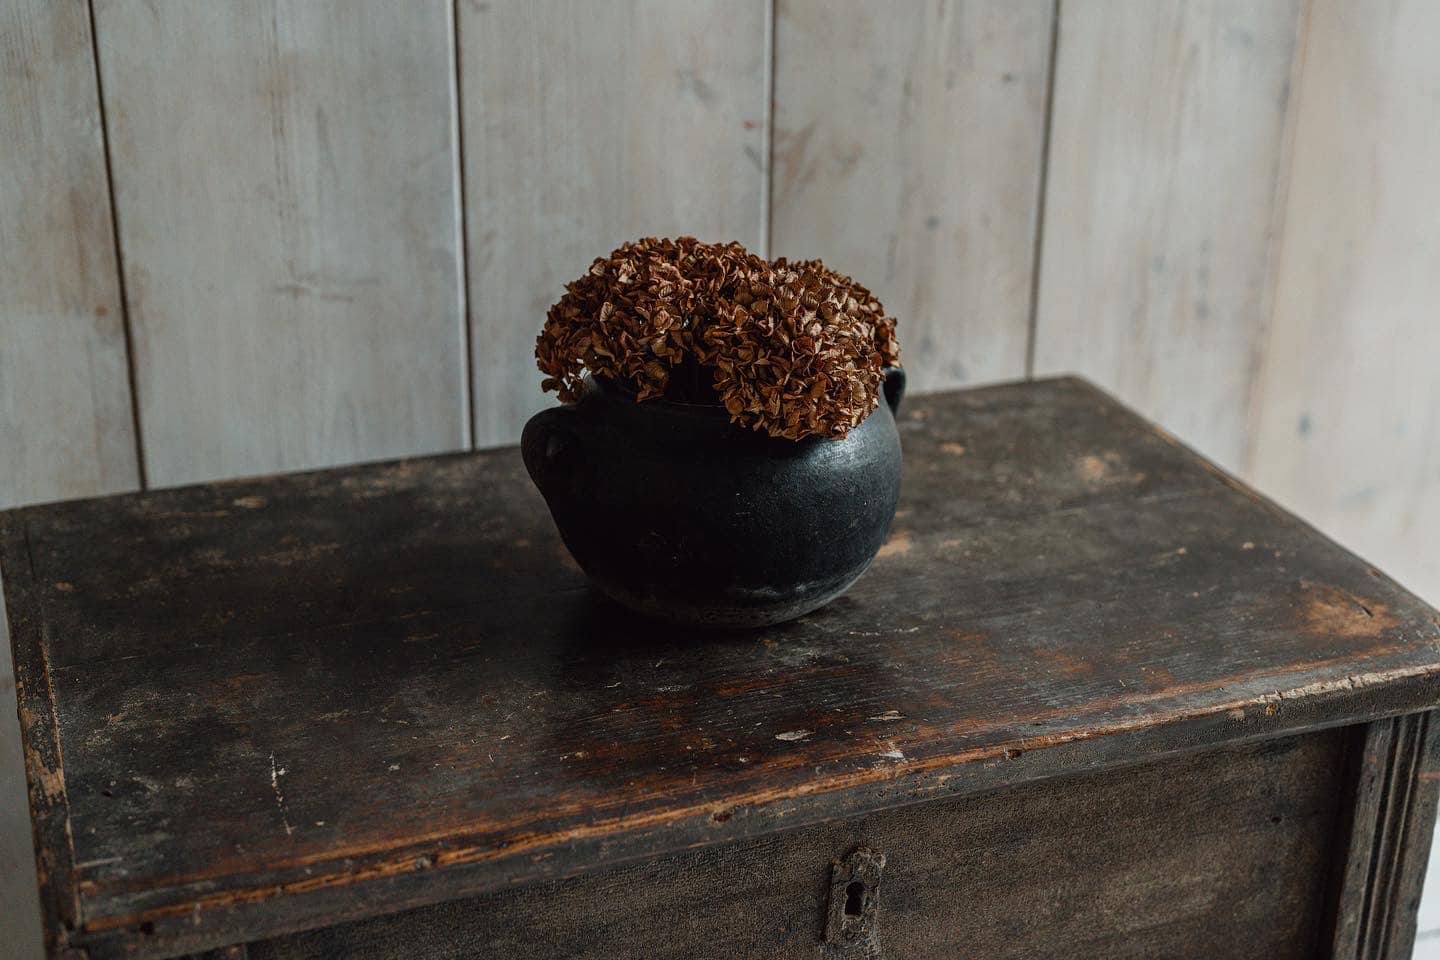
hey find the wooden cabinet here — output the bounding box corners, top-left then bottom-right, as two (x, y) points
(5, 378), (1439, 958)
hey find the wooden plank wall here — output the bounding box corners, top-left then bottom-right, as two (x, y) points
(92, 0), (468, 487)
(0, 0), (1370, 503)
(460, 0), (769, 447)
(1249, 0), (1440, 616)
(0, 0), (139, 506)
(770, 0), (1054, 393)
(1032, 0), (1302, 473)
(4, 1), (1440, 953)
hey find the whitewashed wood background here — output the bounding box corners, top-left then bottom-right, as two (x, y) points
(2, 1), (1438, 956)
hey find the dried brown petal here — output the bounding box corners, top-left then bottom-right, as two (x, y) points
(535, 236), (900, 440)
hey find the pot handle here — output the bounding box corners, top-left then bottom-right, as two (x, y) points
(521, 405), (582, 499)
(882, 367), (906, 417)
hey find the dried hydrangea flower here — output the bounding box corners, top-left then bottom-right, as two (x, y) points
(536, 237), (900, 440)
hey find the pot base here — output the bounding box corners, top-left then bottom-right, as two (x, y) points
(582, 563), (874, 629)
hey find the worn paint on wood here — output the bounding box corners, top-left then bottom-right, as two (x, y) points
(254, 733), (1346, 959)
(460, 0), (768, 447)
(1249, 0), (1440, 610)
(1033, 0), (1303, 472)
(1331, 714), (1440, 960)
(0, 0), (139, 509)
(0, 587), (45, 960)
(5, 378), (1440, 957)
(92, 0), (467, 487)
(770, 0), (1052, 393)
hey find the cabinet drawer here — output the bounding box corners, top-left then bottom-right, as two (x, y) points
(250, 729), (1346, 959)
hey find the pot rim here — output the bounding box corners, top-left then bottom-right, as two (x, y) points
(586, 373), (731, 416)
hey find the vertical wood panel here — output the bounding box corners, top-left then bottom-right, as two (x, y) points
(0, 0), (139, 508)
(94, 0), (466, 487)
(1033, 0), (1302, 472)
(1250, 0), (1440, 608)
(770, 0), (1053, 395)
(460, 0), (768, 447)
(0, 587), (45, 960)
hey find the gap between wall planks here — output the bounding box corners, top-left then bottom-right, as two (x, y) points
(92, 0), (468, 489)
(1032, 0), (1305, 475)
(459, 0), (769, 449)
(1249, 0), (1440, 610)
(448, 0), (475, 453)
(770, 0), (1055, 395)
(0, 0), (139, 510)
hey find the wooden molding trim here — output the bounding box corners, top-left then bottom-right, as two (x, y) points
(1332, 712), (1440, 959)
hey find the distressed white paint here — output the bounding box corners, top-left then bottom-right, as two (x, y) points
(771, 0), (1053, 393)
(1034, 0), (1303, 472)
(1251, 0), (1440, 614)
(460, 0), (768, 447)
(93, 0), (467, 486)
(0, 0), (139, 508)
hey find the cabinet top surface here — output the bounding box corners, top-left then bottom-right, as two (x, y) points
(6, 377), (1439, 956)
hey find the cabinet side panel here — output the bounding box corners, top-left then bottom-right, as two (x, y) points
(1331, 713), (1440, 960)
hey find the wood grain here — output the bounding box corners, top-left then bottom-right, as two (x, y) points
(0, 0), (139, 509)
(770, 0), (1053, 393)
(0, 585), (44, 960)
(255, 732), (1345, 959)
(6, 378), (1440, 957)
(1033, 0), (1303, 472)
(1249, 0), (1440, 609)
(1331, 714), (1440, 960)
(92, 0), (467, 487)
(459, 0), (768, 447)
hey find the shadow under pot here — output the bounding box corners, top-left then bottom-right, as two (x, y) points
(522, 368), (905, 628)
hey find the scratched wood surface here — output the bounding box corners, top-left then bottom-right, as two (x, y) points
(0, 0), (139, 509)
(1249, 0), (1440, 613)
(91, 0), (467, 488)
(256, 731), (1346, 959)
(1331, 714), (1440, 959)
(0, 591), (43, 960)
(770, 0), (1052, 394)
(1032, 0), (1303, 472)
(6, 378), (1440, 958)
(461, 0), (768, 448)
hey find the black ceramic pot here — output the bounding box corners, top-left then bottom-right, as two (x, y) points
(522, 368), (905, 628)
